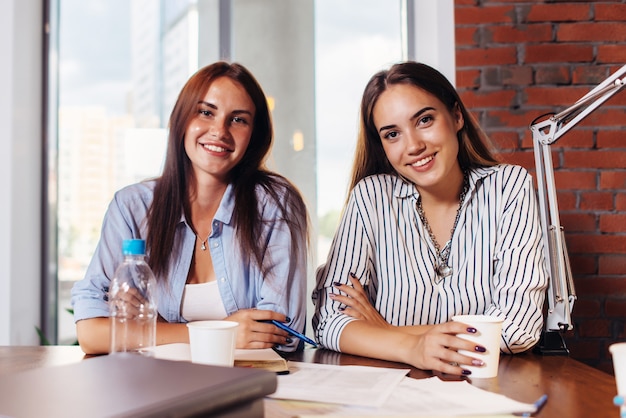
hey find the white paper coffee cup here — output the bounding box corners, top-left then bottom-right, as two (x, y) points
(451, 314), (503, 378)
(187, 320), (239, 366)
(610, 343), (626, 395)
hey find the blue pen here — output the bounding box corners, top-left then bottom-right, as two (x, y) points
(521, 394), (548, 417)
(261, 320), (318, 347)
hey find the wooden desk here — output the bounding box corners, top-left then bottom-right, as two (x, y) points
(0, 345), (618, 417)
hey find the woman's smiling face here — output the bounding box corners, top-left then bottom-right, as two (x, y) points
(373, 82), (464, 193)
(184, 76), (256, 184)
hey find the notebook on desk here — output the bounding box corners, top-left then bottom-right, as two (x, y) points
(153, 342), (290, 374)
(0, 353), (276, 418)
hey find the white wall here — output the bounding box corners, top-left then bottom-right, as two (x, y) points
(0, 0), (42, 345)
(411, 0), (456, 85)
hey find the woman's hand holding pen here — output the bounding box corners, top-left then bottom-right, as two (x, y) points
(330, 273), (390, 329)
(224, 309), (290, 349)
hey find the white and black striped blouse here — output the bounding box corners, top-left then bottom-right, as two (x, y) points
(312, 164), (548, 354)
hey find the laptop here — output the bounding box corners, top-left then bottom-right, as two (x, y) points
(0, 353), (276, 418)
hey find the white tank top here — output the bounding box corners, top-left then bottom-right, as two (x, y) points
(181, 281), (228, 321)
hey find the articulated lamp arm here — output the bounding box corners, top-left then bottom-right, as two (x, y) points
(530, 64), (626, 349)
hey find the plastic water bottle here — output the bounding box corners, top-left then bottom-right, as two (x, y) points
(109, 239), (157, 356)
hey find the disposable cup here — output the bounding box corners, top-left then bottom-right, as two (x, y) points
(610, 343), (626, 395)
(451, 314), (503, 378)
(186, 320), (239, 366)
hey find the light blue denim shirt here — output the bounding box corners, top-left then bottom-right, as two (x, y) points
(71, 180), (308, 352)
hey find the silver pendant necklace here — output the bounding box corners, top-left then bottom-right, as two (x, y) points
(196, 234), (210, 251)
(416, 173), (468, 282)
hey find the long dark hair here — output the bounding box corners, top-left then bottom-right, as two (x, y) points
(146, 62), (308, 279)
(350, 61), (499, 191)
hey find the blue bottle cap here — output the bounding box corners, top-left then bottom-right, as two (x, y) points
(122, 239), (146, 255)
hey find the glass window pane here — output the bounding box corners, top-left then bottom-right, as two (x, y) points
(315, 0), (403, 259)
(57, 0), (131, 343)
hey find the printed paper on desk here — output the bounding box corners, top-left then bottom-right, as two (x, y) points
(268, 376), (536, 417)
(356, 376), (536, 416)
(268, 361), (410, 407)
(297, 415), (517, 418)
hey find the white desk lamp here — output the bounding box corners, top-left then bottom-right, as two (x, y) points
(530, 63), (626, 354)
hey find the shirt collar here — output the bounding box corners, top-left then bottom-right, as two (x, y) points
(214, 183), (235, 225)
(178, 182), (236, 226)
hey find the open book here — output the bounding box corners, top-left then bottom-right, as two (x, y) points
(153, 343), (289, 374)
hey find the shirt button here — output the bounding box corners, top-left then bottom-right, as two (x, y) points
(213, 242), (219, 248)
(220, 277), (225, 282)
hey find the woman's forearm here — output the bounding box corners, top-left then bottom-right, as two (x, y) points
(338, 319), (484, 375)
(396, 324), (434, 336)
(339, 320), (417, 365)
(76, 317), (111, 355)
(155, 321), (190, 345)
(76, 317), (189, 355)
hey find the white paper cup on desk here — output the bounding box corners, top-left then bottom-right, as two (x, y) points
(187, 320), (239, 366)
(609, 343), (626, 401)
(451, 314), (503, 378)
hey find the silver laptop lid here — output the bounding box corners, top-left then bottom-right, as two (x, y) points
(0, 353), (276, 418)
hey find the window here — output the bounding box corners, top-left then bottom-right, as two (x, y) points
(48, 0), (404, 343)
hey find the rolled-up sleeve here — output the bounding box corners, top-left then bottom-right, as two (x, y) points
(71, 183), (152, 322)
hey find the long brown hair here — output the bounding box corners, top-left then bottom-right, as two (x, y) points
(146, 62), (308, 279)
(349, 61), (499, 191)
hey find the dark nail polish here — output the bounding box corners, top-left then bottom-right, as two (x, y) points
(285, 317), (291, 323)
(475, 345), (486, 353)
(338, 306), (346, 311)
(462, 369), (472, 376)
(467, 327), (477, 333)
(333, 282), (342, 287)
(286, 337), (293, 343)
(349, 272), (357, 278)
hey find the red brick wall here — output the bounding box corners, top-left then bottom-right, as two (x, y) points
(455, 0), (626, 374)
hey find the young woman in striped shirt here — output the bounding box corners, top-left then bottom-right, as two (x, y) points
(312, 62), (548, 376)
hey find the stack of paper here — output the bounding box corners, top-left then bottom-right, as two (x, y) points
(270, 362), (410, 407)
(266, 361), (537, 417)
